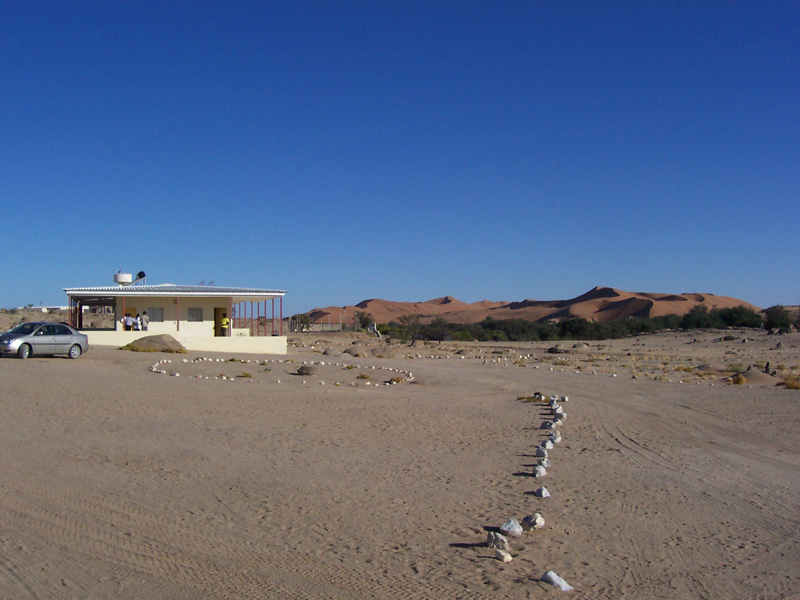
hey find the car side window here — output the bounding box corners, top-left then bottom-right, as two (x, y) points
(39, 325), (55, 335)
(53, 325), (71, 335)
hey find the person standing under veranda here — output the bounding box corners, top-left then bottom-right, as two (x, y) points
(220, 313), (230, 337)
(141, 311), (149, 331)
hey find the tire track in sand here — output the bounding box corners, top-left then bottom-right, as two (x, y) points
(0, 554), (40, 600)
(0, 466), (488, 600)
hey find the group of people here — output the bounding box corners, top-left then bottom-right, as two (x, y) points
(121, 311), (149, 332)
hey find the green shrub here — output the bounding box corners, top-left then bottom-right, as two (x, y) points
(716, 306), (763, 328)
(764, 305), (793, 330)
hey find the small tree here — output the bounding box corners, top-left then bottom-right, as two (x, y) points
(715, 306), (762, 328)
(354, 311), (374, 331)
(764, 305), (792, 330)
(398, 314), (422, 340)
(681, 305), (721, 329)
(293, 313), (311, 330)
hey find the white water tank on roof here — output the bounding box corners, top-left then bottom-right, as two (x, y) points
(114, 272), (133, 285)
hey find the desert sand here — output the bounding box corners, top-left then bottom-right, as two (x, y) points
(1, 328), (798, 599)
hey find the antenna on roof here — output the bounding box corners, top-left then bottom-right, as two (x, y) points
(208, 281), (215, 286)
(198, 281), (205, 286)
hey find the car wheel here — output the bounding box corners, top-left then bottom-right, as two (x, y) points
(68, 344), (82, 359)
(18, 344), (31, 359)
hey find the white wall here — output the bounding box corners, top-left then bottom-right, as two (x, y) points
(85, 330), (287, 355)
(116, 296), (224, 337)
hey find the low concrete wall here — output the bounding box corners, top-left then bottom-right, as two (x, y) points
(84, 331), (287, 355)
(174, 336), (287, 355)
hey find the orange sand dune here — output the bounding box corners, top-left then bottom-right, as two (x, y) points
(307, 286), (759, 325)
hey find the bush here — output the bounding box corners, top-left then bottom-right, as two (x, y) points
(716, 306), (762, 328)
(293, 313), (311, 329)
(378, 303), (767, 343)
(354, 311), (374, 330)
(681, 305), (721, 329)
(764, 305), (793, 330)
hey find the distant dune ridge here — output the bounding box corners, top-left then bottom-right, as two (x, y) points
(306, 286), (760, 325)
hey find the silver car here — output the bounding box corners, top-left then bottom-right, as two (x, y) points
(0, 322), (89, 359)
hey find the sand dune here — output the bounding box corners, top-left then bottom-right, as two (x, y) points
(307, 286), (759, 325)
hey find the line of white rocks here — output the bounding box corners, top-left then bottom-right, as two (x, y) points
(148, 357), (414, 387)
(485, 393), (574, 592)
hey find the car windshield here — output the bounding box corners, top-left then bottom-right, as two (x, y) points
(9, 323), (39, 335)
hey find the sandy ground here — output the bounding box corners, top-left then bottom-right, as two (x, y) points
(0, 329), (798, 599)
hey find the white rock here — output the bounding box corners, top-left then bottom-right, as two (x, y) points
(486, 531), (509, 550)
(549, 434), (562, 444)
(521, 513), (545, 531)
(495, 549), (513, 563)
(541, 570), (573, 591)
(500, 518), (523, 537)
(534, 487), (550, 498)
(535, 446), (548, 458)
(538, 458), (551, 467)
(542, 440), (554, 450)
(533, 465), (547, 477)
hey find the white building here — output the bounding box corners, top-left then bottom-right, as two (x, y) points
(64, 276), (287, 354)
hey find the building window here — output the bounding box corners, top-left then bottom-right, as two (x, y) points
(147, 307), (164, 322)
(187, 307), (203, 322)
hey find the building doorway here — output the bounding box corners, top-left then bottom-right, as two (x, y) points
(214, 307), (227, 336)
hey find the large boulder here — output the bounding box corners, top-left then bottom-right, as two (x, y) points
(120, 334), (186, 353)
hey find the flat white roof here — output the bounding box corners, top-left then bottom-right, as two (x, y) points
(65, 284), (286, 302)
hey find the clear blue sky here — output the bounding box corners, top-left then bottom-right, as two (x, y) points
(2, 1), (798, 313)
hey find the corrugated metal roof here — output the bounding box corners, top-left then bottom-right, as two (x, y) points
(64, 284), (286, 298)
